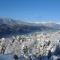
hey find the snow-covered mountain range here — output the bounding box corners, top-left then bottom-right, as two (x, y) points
(0, 18), (60, 38)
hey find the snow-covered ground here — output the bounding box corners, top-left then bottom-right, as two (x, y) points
(0, 54), (13, 60)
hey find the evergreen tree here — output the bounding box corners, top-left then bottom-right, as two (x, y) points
(13, 54), (18, 60)
(48, 50), (52, 59)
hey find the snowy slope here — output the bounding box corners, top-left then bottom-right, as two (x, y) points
(0, 54), (13, 60)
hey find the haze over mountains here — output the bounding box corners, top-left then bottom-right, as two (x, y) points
(0, 18), (60, 38)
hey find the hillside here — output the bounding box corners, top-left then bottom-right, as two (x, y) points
(0, 18), (60, 38)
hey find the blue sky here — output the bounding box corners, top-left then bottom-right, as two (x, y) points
(0, 0), (60, 23)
